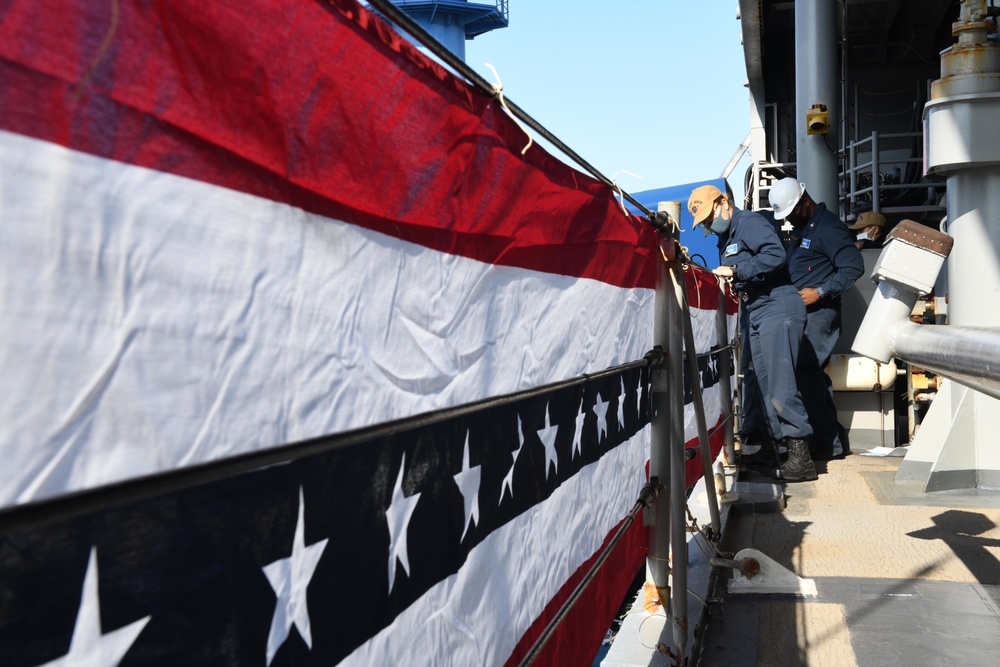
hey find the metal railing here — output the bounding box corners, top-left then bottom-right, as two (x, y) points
(840, 131), (946, 218)
(522, 254), (738, 666)
(750, 132), (949, 222)
(750, 160), (797, 212)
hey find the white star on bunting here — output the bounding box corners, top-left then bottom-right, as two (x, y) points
(617, 378), (627, 429)
(500, 415), (527, 504)
(38, 547), (150, 667)
(386, 453), (422, 594)
(453, 430), (481, 541)
(262, 486), (329, 666)
(593, 392), (609, 442)
(537, 404), (560, 479)
(572, 398), (586, 459)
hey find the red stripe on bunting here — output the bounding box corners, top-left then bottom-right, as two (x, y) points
(682, 265), (735, 484)
(503, 516), (646, 667)
(504, 409), (729, 667)
(0, 0), (658, 289)
(684, 265), (740, 315)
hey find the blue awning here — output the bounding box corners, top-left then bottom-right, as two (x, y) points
(627, 178), (729, 269)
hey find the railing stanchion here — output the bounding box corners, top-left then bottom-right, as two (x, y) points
(676, 267), (722, 538)
(660, 202), (689, 658)
(715, 282), (735, 468)
(666, 240), (688, 659)
(647, 207), (674, 630)
(872, 130), (881, 212)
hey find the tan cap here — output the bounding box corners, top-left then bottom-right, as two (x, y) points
(848, 211), (886, 230)
(687, 185), (722, 226)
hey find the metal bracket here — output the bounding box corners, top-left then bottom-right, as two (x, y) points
(721, 548), (818, 596)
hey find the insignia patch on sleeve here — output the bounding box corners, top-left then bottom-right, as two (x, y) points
(724, 243), (738, 257)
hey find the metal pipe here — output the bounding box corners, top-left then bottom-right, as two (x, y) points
(840, 0), (849, 218)
(872, 131), (881, 213)
(721, 131), (752, 180)
(694, 345), (735, 361)
(890, 323), (1000, 401)
(935, 216), (949, 325)
(906, 364), (917, 441)
(676, 268), (722, 536)
(853, 84), (859, 146)
(849, 139), (858, 213)
(734, 311), (747, 435)
(795, 0), (839, 206)
(766, 102), (778, 163)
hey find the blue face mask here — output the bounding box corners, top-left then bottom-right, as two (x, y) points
(709, 206), (732, 235)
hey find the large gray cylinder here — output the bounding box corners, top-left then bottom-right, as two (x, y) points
(946, 167), (1000, 327)
(795, 0), (839, 208)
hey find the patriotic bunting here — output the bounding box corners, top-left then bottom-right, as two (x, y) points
(0, 0), (737, 664)
(1, 365), (652, 666)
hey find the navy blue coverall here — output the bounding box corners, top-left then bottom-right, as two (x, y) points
(786, 203), (864, 455)
(722, 208), (811, 442)
(727, 212), (785, 440)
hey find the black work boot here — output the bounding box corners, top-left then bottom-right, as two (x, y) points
(769, 437), (818, 482)
(738, 433), (781, 468)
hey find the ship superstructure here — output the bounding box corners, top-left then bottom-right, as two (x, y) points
(740, 0), (1000, 491)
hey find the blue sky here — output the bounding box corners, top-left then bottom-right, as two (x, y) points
(462, 0), (751, 265)
(464, 1), (750, 201)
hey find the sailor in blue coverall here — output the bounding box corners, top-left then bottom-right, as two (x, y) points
(725, 211), (785, 450)
(769, 179), (864, 459)
(688, 184), (817, 481)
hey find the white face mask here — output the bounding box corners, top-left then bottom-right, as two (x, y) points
(856, 232), (869, 241)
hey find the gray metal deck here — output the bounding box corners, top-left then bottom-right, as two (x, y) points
(695, 453), (1000, 666)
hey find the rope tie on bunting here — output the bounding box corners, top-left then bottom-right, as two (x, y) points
(484, 63), (533, 156)
(713, 273), (734, 313)
(650, 210), (693, 264)
(673, 264), (711, 320)
(364, 1), (658, 220)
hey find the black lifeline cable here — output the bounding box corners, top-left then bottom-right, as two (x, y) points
(516, 476), (664, 667)
(0, 353), (662, 534)
(361, 0), (654, 219)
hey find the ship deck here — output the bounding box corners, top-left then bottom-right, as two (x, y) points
(696, 451), (1000, 666)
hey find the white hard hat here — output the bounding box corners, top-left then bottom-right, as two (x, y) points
(768, 178), (805, 220)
